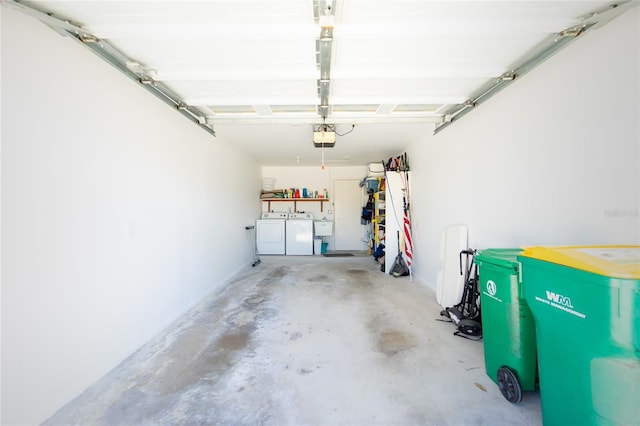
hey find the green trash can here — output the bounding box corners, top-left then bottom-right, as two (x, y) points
(474, 248), (537, 404)
(519, 245), (640, 426)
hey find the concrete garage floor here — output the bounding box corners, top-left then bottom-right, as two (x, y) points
(45, 255), (542, 425)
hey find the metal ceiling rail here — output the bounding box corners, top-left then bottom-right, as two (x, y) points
(433, 0), (637, 135)
(315, 0), (335, 120)
(3, 0), (217, 137)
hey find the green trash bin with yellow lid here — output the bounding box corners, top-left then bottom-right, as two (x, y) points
(474, 248), (537, 404)
(518, 245), (640, 426)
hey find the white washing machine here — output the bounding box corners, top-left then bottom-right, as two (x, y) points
(256, 212), (288, 255)
(286, 213), (314, 255)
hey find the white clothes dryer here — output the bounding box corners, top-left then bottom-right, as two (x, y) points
(256, 212), (288, 255)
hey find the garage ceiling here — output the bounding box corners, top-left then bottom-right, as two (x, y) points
(6, 0), (635, 166)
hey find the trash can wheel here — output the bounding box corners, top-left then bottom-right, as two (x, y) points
(497, 366), (522, 403)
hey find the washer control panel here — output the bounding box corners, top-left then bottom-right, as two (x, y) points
(288, 213), (313, 220)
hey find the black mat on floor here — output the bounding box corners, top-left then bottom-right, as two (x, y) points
(322, 253), (354, 257)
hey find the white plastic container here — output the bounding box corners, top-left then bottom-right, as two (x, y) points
(262, 177), (275, 191)
(368, 163), (384, 176)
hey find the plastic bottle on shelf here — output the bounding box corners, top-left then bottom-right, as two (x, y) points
(324, 188), (329, 199)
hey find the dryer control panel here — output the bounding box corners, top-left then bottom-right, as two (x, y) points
(262, 212), (289, 219)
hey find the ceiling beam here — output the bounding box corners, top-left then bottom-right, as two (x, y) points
(206, 115), (443, 125)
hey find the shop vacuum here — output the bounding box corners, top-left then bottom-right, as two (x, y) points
(439, 249), (482, 340)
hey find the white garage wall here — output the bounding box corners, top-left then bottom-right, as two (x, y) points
(407, 8), (640, 290)
(1, 8), (260, 425)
